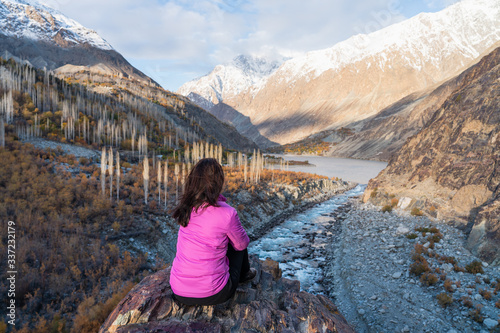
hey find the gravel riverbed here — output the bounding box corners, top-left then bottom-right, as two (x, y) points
(325, 199), (500, 333)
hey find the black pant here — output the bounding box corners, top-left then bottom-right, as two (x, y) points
(173, 243), (250, 306)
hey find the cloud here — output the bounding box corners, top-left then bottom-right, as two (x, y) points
(39, 0), (434, 89)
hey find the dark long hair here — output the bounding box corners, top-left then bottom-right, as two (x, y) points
(172, 158), (225, 227)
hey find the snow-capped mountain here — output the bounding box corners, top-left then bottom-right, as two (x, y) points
(179, 0), (500, 147)
(0, 0), (112, 50)
(178, 55), (285, 109)
(0, 0), (156, 84)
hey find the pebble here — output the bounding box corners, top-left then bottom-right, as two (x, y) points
(325, 199), (500, 333)
(483, 318), (498, 329)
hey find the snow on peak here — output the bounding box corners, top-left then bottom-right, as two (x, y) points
(178, 54), (286, 106)
(278, 0), (500, 81)
(0, 0), (113, 50)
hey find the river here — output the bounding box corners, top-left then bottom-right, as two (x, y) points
(248, 184), (366, 294)
(249, 155), (386, 293)
(271, 154), (387, 184)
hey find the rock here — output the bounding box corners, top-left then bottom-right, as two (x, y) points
(398, 197), (413, 210)
(396, 226), (410, 235)
(358, 309), (365, 315)
(474, 294), (482, 301)
(392, 272), (403, 279)
(402, 325), (410, 332)
(483, 318), (498, 329)
(99, 257), (355, 333)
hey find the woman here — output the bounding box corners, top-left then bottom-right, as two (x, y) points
(170, 158), (256, 306)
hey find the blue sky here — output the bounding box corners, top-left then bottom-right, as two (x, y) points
(42, 0), (458, 91)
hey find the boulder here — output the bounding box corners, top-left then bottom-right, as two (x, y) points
(100, 256), (354, 333)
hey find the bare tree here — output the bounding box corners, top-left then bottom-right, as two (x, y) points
(101, 147), (106, 196)
(143, 157), (149, 204)
(116, 151), (120, 200)
(109, 147), (114, 200)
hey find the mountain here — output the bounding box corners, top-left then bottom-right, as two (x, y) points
(178, 54), (285, 109)
(179, 0), (500, 148)
(364, 46), (500, 264)
(328, 40), (500, 161)
(0, 0), (156, 84)
(178, 55), (285, 147)
(0, 0), (257, 150)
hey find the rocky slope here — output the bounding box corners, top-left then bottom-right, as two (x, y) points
(325, 199), (500, 332)
(179, 0), (500, 148)
(99, 257), (354, 333)
(364, 46), (500, 264)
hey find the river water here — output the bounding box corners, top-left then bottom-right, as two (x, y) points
(249, 156), (387, 293)
(271, 154), (387, 184)
(248, 184), (366, 294)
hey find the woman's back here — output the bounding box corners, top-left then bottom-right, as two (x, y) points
(170, 195), (249, 298)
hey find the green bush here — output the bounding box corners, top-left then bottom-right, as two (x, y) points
(406, 233), (418, 240)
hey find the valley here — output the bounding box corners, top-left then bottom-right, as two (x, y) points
(0, 0), (499, 331)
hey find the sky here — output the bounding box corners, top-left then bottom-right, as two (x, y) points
(39, 0), (458, 91)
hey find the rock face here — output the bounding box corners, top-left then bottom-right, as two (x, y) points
(99, 257), (354, 333)
(179, 0), (500, 147)
(364, 46), (500, 264)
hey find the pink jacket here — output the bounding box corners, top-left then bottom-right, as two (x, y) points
(170, 195), (250, 298)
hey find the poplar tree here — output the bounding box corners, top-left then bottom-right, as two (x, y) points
(174, 163), (180, 203)
(143, 157), (149, 204)
(158, 160), (162, 205)
(109, 147), (114, 199)
(101, 147), (106, 196)
(116, 151), (120, 200)
(164, 160), (168, 209)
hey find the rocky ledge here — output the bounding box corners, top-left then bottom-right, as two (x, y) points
(99, 256), (354, 333)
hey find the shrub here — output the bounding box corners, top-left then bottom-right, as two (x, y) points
(429, 227), (439, 234)
(436, 293), (453, 307)
(427, 233), (443, 243)
(390, 198), (399, 207)
(468, 305), (484, 323)
(370, 187), (378, 198)
(406, 233), (418, 240)
(444, 279), (454, 292)
(461, 296), (474, 308)
(479, 289), (492, 301)
(382, 205), (392, 213)
(496, 300), (500, 309)
(440, 256), (457, 265)
(420, 272), (439, 286)
(465, 260), (484, 274)
(413, 243), (427, 255)
(411, 208), (424, 216)
(410, 255), (431, 277)
(453, 264), (465, 273)
(415, 226), (430, 233)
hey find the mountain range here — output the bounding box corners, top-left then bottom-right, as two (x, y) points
(179, 0), (500, 154)
(0, 0), (256, 150)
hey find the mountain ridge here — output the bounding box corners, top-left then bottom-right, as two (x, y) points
(179, 0), (500, 149)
